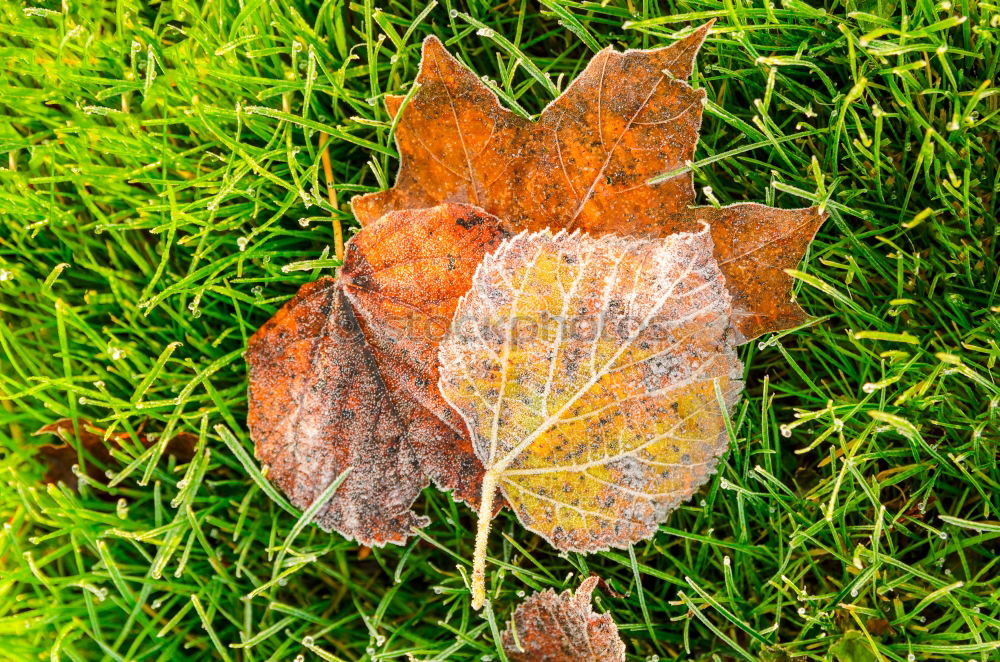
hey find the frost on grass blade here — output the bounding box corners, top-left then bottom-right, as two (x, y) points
(438, 228), (743, 607)
(246, 204), (507, 546)
(351, 25), (826, 341)
(502, 576), (626, 662)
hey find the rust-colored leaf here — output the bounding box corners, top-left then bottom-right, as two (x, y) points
(352, 26), (825, 341)
(246, 203), (508, 546)
(439, 228), (743, 607)
(34, 418), (196, 492)
(501, 576), (626, 662)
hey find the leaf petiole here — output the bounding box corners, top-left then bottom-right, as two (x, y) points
(471, 470), (499, 610)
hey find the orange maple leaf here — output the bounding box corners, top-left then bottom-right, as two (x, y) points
(352, 24), (825, 341)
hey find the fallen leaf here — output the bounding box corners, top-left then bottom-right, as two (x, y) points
(352, 26), (825, 341)
(438, 228), (743, 607)
(864, 617), (895, 637)
(501, 576), (626, 662)
(34, 418), (196, 492)
(246, 203), (508, 546)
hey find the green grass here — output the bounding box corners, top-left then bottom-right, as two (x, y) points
(1, 0), (998, 660)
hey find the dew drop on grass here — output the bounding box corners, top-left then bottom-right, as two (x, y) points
(449, 9), (458, 17)
(302, 636), (314, 647)
(116, 498), (128, 519)
(236, 236), (249, 251)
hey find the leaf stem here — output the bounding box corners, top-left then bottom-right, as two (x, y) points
(471, 470), (498, 610)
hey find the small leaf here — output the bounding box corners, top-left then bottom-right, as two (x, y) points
(33, 418), (196, 493)
(246, 204), (508, 546)
(438, 228), (743, 607)
(501, 576), (626, 662)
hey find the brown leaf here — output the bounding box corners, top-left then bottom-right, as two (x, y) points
(246, 204), (508, 546)
(438, 228), (742, 606)
(352, 26), (825, 341)
(501, 576), (626, 662)
(865, 617), (895, 637)
(34, 418), (196, 492)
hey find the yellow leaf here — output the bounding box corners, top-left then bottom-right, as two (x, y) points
(438, 228), (743, 608)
